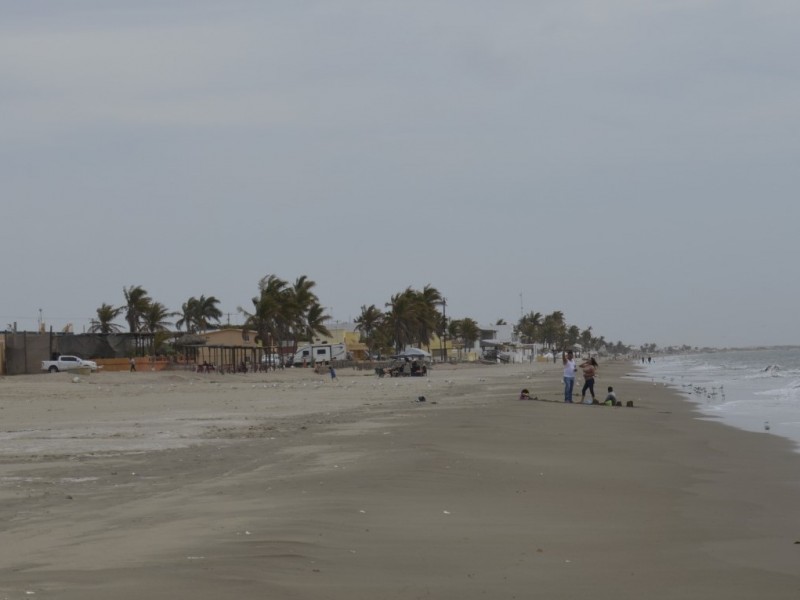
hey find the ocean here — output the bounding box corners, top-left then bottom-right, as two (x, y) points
(635, 348), (800, 452)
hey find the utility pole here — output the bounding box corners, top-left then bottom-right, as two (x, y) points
(440, 297), (447, 363)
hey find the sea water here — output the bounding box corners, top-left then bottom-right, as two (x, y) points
(636, 348), (800, 452)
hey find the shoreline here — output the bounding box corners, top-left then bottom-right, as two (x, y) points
(1, 361), (799, 598)
(632, 350), (800, 452)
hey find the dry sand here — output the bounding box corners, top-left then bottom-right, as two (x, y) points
(0, 360), (798, 599)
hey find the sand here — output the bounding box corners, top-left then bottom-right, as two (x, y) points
(0, 360), (798, 599)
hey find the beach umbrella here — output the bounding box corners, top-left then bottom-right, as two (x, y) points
(394, 347), (431, 358)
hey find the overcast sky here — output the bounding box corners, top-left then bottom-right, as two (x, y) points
(2, 1), (798, 349)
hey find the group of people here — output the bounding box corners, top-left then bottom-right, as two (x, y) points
(562, 350), (617, 405)
(518, 350), (620, 406)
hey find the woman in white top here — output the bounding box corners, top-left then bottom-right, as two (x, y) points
(562, 350), (576, 403)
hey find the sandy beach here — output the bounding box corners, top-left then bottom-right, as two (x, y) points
(0, 360), (798, 599)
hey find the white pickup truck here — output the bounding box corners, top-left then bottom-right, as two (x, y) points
(41, 355), (99, 373)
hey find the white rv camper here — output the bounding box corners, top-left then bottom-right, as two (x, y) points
(292, 343), (347, 366)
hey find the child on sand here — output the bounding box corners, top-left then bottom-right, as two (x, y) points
(519, 388), (531, 400)
(604, 386), (617, 406)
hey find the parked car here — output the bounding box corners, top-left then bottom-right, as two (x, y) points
(260, 354), (285, 367)
(41, 355), (99, 373)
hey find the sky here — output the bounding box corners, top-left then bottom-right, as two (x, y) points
(2, 0), (799, 349)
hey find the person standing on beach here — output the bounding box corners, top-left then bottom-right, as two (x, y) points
(562, 350), (576, 403)
(579, 357), (598, 404)
(129, 357), (136, 372)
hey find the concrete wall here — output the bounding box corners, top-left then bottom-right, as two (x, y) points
(2, 331), (52, 375)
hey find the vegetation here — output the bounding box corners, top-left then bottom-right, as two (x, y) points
(89, 303), (124, 334)
(87, 276), (635, 360)
(122, 285), (152, 334)
(448, 317), (480, 359)
(237, 274), (331, 361)
(176, 295), (223, 333)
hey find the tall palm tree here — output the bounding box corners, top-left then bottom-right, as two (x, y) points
(580, 327), (593, 352)
(381, 285), (442, 352)
(516, 311), (542, 344)
(460, 317), (480, 354)
(304, 302), (331, 342)
(141, 301), (176, 356)
(123, 285), (152, 333)
(289, 276), (325, 346)
(178, 295), (223, 333)
(89, 303), (123, 334)
(385, 288), (418, 352)
(546, 311), (567, 349)
(446, 317), (479, 360)
(195, 295), (223, 332)
(239, 274), (292, 360)
(176, 297), (199, 333)
(142, 302), (175, 334)
(354, 304), (384, 356)
(447, 319), (462, 358)
(416, 284), (443, 348)
(567, 325), (581, 349)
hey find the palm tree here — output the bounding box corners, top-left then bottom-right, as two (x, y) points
(176, 298), (199, 333)
(354, 304), (384, 357)
(195, 295), (223, 332)
(460, 317), (480, 355)
(304, 302), (331, 342)
(89, 303), (123, 333)
(239, 274), (292, 361)
(594, 335), (607, 353)
(142, 302), (175, 334)
(416, 285), (443, 347)
(177, 295), (223, 333)
(447, 319), (462, 343)
(123, 285), (152, 333)
(541, 311), (566, 350)
(580, 327), (593, 352)
(141, 301), (176, 356)
(383, 286), (439, 352)
(384, 288), (418, 352)
(567, 325), (581, 349)
(289, 276), (327, 345)
(516, 311), (542, 344)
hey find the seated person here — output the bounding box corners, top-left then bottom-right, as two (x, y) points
(604, 386), (617, 406)
(519, 388), (532, 400)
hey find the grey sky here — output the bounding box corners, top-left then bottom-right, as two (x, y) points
(2, 1), (798, 348)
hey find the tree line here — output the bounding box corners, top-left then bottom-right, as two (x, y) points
(88, 276), (631, 357)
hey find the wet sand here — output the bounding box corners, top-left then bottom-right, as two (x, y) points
(0, 360), (798, 599)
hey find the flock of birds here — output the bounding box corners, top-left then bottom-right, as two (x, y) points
(662, 376), (775, 432)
